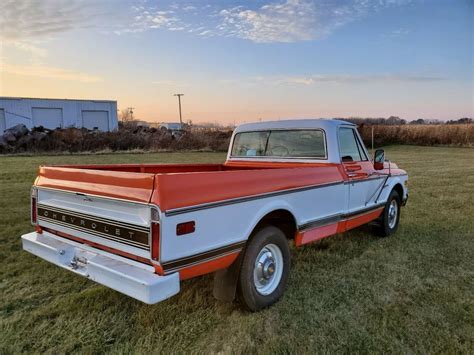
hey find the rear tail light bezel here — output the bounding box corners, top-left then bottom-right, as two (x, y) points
(151, 207), (160, 261)
(31, 187), (38, 225)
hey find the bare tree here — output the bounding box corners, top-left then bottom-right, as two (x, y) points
(120, 108), (135, 123)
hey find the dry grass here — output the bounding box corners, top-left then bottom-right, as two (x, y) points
(359, 124), (474, 147)
(2, 124), (473, 155)
(0, 147), (473, 353)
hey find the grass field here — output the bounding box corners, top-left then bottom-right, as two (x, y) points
(1, 147), (473, 353)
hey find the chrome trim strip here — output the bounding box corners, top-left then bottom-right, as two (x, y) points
(343, 203), (385, 219)
(162, 241), (246, 273)
(297, 203), (386, 232)
(163, 249), (243, 274)
(37, 203), (149, 232)
(164, 180), (344, 217)
(298, 213), (341, 231)
(35, 186), (154, 207)
(38, 217), (150, 250)
(343, 176), (386, 185)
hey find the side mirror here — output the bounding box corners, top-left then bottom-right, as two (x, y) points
(374, 149), (385, 170)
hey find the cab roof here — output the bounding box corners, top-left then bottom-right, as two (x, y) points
(234, 119), (355, 134)
(229, 119), (361, 164)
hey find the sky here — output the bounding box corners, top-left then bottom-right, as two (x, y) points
(0, 0), (472, 124)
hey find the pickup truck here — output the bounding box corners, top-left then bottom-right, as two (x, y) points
(22, 119), (408, 311)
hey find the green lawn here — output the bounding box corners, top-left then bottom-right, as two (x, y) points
(0, 147), (473, 353)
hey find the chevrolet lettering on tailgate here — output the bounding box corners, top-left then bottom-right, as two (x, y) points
(37, 204), (150, 250)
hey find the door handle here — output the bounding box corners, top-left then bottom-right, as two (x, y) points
(347, 173), (358, 178)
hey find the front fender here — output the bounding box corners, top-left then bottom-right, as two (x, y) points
(378, 174), (408, 204)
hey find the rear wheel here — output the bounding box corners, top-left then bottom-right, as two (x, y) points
(238, 226), (290, 311)
(373, 189), (401, 237)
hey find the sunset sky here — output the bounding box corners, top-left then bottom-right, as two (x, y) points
(0, 0), (472, 124)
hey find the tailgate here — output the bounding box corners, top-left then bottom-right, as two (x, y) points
(34, 167), (156, 259)
(36, 166), (156, 203)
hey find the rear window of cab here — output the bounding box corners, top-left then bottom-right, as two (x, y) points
(231, 129), (326, 159)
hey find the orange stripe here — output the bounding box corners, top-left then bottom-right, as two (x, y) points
(177, 252), (240, 280)
(295, 207), (384, 247)
(344, 207), (383, 230)
(295, 223), (338, 246)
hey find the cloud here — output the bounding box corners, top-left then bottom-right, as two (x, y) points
(388, 28), (411, 37)
(0, 0), (120, 60)
(114, 6), (181, 35)
(8, 41), (48, 59)
(0, 0), (110, 41)
(217, 1), (320, 43)
(0, 0), (416, 45)
(0, 62), (102, 83)
(182, 5), (197, 12)
(216, 0), (414, 43)
(225, 73), (446, 86)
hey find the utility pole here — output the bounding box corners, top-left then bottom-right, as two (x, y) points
(173, 94), (184, 125)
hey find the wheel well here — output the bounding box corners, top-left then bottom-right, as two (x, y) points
(393, 183), (404, 200)
(252, 209), (297, 240)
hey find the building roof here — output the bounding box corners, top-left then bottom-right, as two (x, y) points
(0, 96), (116, 103)
(234, 119), (355, 133)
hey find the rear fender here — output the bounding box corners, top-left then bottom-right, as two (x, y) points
(213, 199), (297, 302)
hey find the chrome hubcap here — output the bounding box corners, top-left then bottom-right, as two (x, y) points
(253, 243), (283, 295)
(388, 200), (398, 229)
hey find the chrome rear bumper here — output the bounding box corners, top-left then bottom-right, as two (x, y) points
(21, 231), (179, 304)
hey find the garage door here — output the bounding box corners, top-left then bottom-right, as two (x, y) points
(0, 109), (5, 133)
(82, 111), (109, 131)
(32, 108), (63, 129)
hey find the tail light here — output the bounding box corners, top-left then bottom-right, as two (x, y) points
(177, 221), (195, 236)
(151, 208), (160, 261)
(31, 188), (37, 225)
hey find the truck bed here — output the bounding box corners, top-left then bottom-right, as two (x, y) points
(36, 162), (344, 209)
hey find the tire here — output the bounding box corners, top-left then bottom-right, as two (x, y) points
(237, 226), (290, 311)
(374, 189), (401, 237)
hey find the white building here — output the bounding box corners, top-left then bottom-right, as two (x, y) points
(0, 97), (118, 132)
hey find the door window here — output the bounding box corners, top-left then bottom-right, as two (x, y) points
(338, 128), (363, 162)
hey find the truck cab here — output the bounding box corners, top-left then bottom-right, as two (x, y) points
(22, 119), (408, 311)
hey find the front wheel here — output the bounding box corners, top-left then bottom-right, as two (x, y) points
(237, 226), (290, 311)
(374, 189), (401, 237)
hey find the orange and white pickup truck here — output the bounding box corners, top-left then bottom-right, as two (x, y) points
(22, 119), (408, 311)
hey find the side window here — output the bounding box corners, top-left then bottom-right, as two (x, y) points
(338, 128), (362, 162)
(231, 131), (270, 156)
(265, 130), (326, 158)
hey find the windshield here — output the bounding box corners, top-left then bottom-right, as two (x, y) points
(231, 129), (326, 158)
